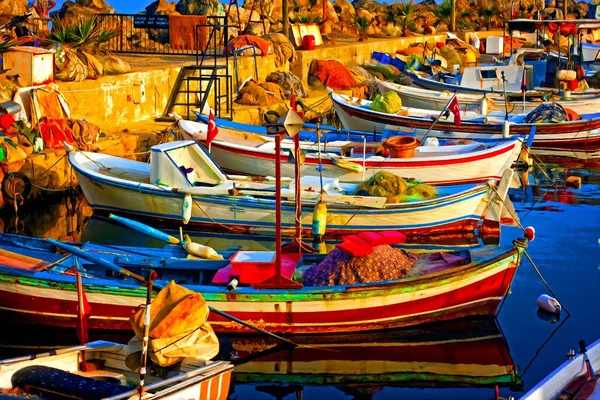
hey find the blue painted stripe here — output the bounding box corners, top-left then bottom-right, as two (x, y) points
(86, 202), (481, 231)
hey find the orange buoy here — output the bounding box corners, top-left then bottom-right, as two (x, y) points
(565, 176), (582, 189)
(382, 136), (420, 158)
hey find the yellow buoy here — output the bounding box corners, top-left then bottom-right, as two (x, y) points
(312, 199), (327, 243)
(333, 157), (363, 173)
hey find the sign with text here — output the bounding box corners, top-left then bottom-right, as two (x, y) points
(133, 15), (169, 29)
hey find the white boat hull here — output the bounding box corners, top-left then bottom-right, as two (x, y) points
(69, 150), (505, 238)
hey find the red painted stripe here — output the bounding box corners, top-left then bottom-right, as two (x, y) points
(0, 262), (516, 334)
(336, 99), (600, 136)
(210, 267), (516, 325)
(213, 141), (516, 168)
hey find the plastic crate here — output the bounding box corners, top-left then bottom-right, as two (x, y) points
(372, 51), (392, 65)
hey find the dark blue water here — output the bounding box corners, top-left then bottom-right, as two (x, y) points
(0, 153), (598, 399)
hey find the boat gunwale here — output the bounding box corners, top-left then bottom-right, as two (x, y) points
(0, 246), (520, 300)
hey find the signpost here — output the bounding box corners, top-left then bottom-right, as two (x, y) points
(133, 15), (169, 29)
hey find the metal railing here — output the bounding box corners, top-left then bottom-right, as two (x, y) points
(96, 13), (227, 56)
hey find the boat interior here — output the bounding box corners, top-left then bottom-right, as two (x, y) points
(72, 141), (481, 203)
(0, 341), (230, 400)
(0, 233), (520, 290)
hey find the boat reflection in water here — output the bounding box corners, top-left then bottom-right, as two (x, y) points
(226, 318), (523, 399)
(511, 149), (600, 211)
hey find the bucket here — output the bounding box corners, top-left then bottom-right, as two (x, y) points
(302, 35), (315, 50)
(382, 136), (420, 158)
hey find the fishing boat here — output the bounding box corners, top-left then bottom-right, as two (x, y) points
(0, 228), (530, 334)
(0, 341), (233, 400)
(229, 318), (522, 392)
(521, 339), (600, 399)
(66, 140), (514, 238)
(378, 80), (600, 115)
(176, 115), (524, 186)
(403, 63), (600, 98)
(331, 92), (600, 150)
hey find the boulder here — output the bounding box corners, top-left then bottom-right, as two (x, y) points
(333, 0), (356, 22)
(51, 0), (114, 23)
(176, 0), (224, 16)
(145, 0), (179, 15)
(352, 0), (385, 14)
(0, 0), (29, 15)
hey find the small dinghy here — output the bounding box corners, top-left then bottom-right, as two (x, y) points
(521, 339), (600, 399)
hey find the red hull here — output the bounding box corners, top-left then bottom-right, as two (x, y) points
(0, 265), (517, 334)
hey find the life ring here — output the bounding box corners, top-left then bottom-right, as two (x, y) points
(263, 110), (281, 125)
(2, 172), (32, 201)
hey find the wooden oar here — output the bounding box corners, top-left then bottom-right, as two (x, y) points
(45, 239), (302, 348)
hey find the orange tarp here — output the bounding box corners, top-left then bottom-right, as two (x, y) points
(169, 15), (208, 51)
(309, 59), (359, 90)
(226, 35), (271, 56)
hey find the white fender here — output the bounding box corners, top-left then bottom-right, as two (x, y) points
(183, 234), (223, 260)
(182, 193), (192, 224)
(537, 294), (561, 314)
(502, 120), (510, 138)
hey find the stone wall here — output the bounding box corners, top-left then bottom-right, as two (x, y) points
(56, 53), (286, 127)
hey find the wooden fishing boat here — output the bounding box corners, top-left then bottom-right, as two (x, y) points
(404, 68), (600, 98)
(0, 231), (529, 334)
(229, 318), (522, 391)
(378, 80), (600, 115)
(0, 341), (233, 400)
(176, 116), (524, 186)
(521, 339), (600, 399)
(67, 140), (513, 238)
(331, 92), (600, 150)
(403, 68), (546, 96)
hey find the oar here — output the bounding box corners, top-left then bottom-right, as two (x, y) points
(45, 239), (302, 348)
(109, 214), (180, 245)
(47, 239), (146, 283)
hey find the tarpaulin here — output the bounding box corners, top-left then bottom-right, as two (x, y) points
(169, 15), (208, 51)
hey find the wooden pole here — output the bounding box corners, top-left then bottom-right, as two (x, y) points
(451, 0), (456, 32)
(283, 0), (289, 40)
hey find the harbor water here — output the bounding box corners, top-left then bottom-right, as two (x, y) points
(0, 154), (598, 399)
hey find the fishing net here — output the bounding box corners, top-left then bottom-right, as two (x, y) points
(522, 102), (567, 123)
(126, 281), (219, 368)
(101, 55), (131, 75)
(263, 33), (296, 68)
(354, 171), (437, 203)
(236, 80), (285, 106)
(302, 245), (417, 286)
(265, 71), (308, 99)
(370, 91), (402, 113)
(308, 59), (359, 90)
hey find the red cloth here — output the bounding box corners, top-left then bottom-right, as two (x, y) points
(39, 117), (75, 149)
(309, 60), (359, 90)
(226, 35), (271, 56)
(0, 114), (15, 132)
(567, 79), (579, 91)
(169, 15), (208, 51)
(563, 107), (580, 121)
